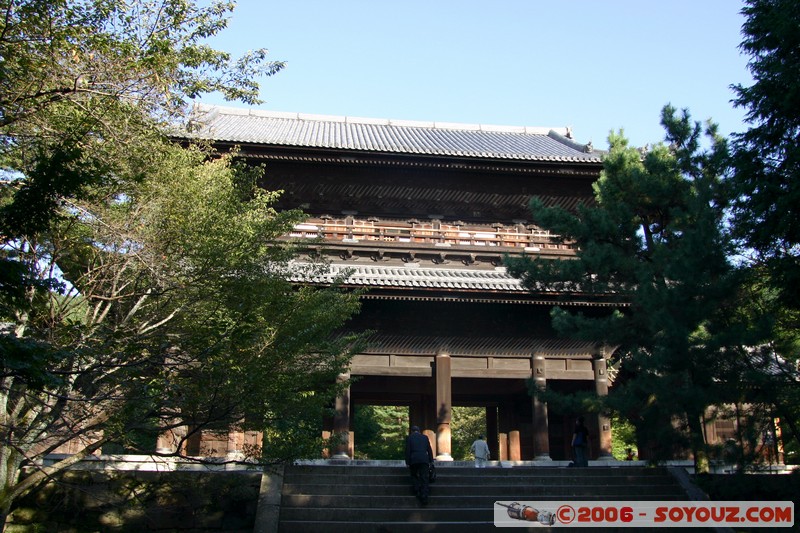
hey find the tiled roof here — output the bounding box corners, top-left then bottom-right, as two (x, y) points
(287, 262), (527, 292)
(183, 104), (602, 163)
(285, 262), (620, 306)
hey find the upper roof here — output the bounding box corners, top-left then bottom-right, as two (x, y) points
(183, 104), (603, 164)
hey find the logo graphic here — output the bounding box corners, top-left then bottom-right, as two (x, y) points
(496, 502), (556, 526)
(557, 504), (576, 524)
(495, 500), (794, 528)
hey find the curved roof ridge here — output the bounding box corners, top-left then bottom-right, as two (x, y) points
(185, 104), (603, 162)
(194, 103), (570, 137)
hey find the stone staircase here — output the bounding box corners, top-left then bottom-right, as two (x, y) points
(276, 463), (693, 532)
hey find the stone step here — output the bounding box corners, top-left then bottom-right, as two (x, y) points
(287, 464), (669, 476)
(278, 520), (666, 533)
(276, 464), (691, 532)
(282, 483), (685, 498)
(280, 506), (493, 522)
(281, 493), (686, 508)
(284, 472), (681, 486)
(278, 520), (497, 533)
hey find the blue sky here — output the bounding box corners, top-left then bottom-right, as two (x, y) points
(201, 0), (752, 150)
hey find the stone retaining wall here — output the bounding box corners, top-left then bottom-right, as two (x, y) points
(7, 470), (262, 532)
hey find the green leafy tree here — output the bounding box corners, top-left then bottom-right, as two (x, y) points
(611, 415), (638, 460)
(0, 0), (284, 238)
(0, 142), (362, 525)
(0, 1), (364, 526)
(507, 106), (752, 473)
(353, 405), (408, 460)
(451, 407), (486, 461)
(352, 405), (486, 460)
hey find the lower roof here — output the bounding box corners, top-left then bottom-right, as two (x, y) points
(288, 262), (525, 292)
(286, 261), (620, 306)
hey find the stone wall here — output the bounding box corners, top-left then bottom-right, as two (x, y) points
(7, 470), (262, 532)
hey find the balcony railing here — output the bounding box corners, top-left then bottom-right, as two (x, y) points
(288, 217), (575, 252)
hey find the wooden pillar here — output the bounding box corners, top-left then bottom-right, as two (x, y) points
(185, 427), (201, 456)
(321, 409), (334, 458)
(592, 355), (614, 459)
(532, 353), (551, 460)
(773, 417), (784, 465)
(244, 430), (263, 452)
(333, 372), (351, 459)
(423, 429), (437, 457)
(348, 430), (354, 458)
(321, 430), (331, 458)
(423, 394), (438, 456)
(412, 397), (437, 457)
(227, 428), (245, 459)
(435, 350), (453, 461)
(508, 430), (521, 461)
(703, 407), (717, 447)
(498, 433), (508, 461)
(498, 401), (512, 461)
(155, 430), (177, 454)
(156, 423), (186, 454)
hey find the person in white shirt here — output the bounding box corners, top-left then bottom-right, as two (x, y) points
(470, 434), (490, 468)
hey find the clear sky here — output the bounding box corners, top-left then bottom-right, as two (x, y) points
(200, 0), (753, 150)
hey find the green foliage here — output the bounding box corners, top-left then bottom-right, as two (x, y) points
(353, 405), (408, 460)
(507, 106), (755, 471)
(611, 415), (638, 460)
(1, 139), (363, 522)
(730, 0), (800, 314)
(0, 0), (285, 238)
(783, 438), (799, 465)
(0, 1), (313, 521)
(728, 0), (800, 459)
(351, 405), (486, 460)
(532, 385), (604, 418)
(451, 407), (487, 460)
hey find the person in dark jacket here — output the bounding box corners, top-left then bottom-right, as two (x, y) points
(571, 416), (590, 467)
(405, 425), (434, 504)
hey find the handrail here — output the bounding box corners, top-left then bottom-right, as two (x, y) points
(289, 218), (574, 251)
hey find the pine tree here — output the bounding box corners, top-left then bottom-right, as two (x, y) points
(507, 106), (747, 472)
(730, 0), (800, 313)
(728, 0), (800, 462)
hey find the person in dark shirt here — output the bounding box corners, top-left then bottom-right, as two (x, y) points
(405, 425), (434, 504)
(625, 447), (636, 461)
(571, 416), (590, 467)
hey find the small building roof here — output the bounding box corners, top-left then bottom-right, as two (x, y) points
(183, 104), (602, 164)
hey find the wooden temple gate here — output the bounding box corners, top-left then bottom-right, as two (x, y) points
(327, 340), (616, 461)
(179, 104), (619, 461)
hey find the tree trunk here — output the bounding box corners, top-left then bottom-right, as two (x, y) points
(0, 436), (109, 531)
